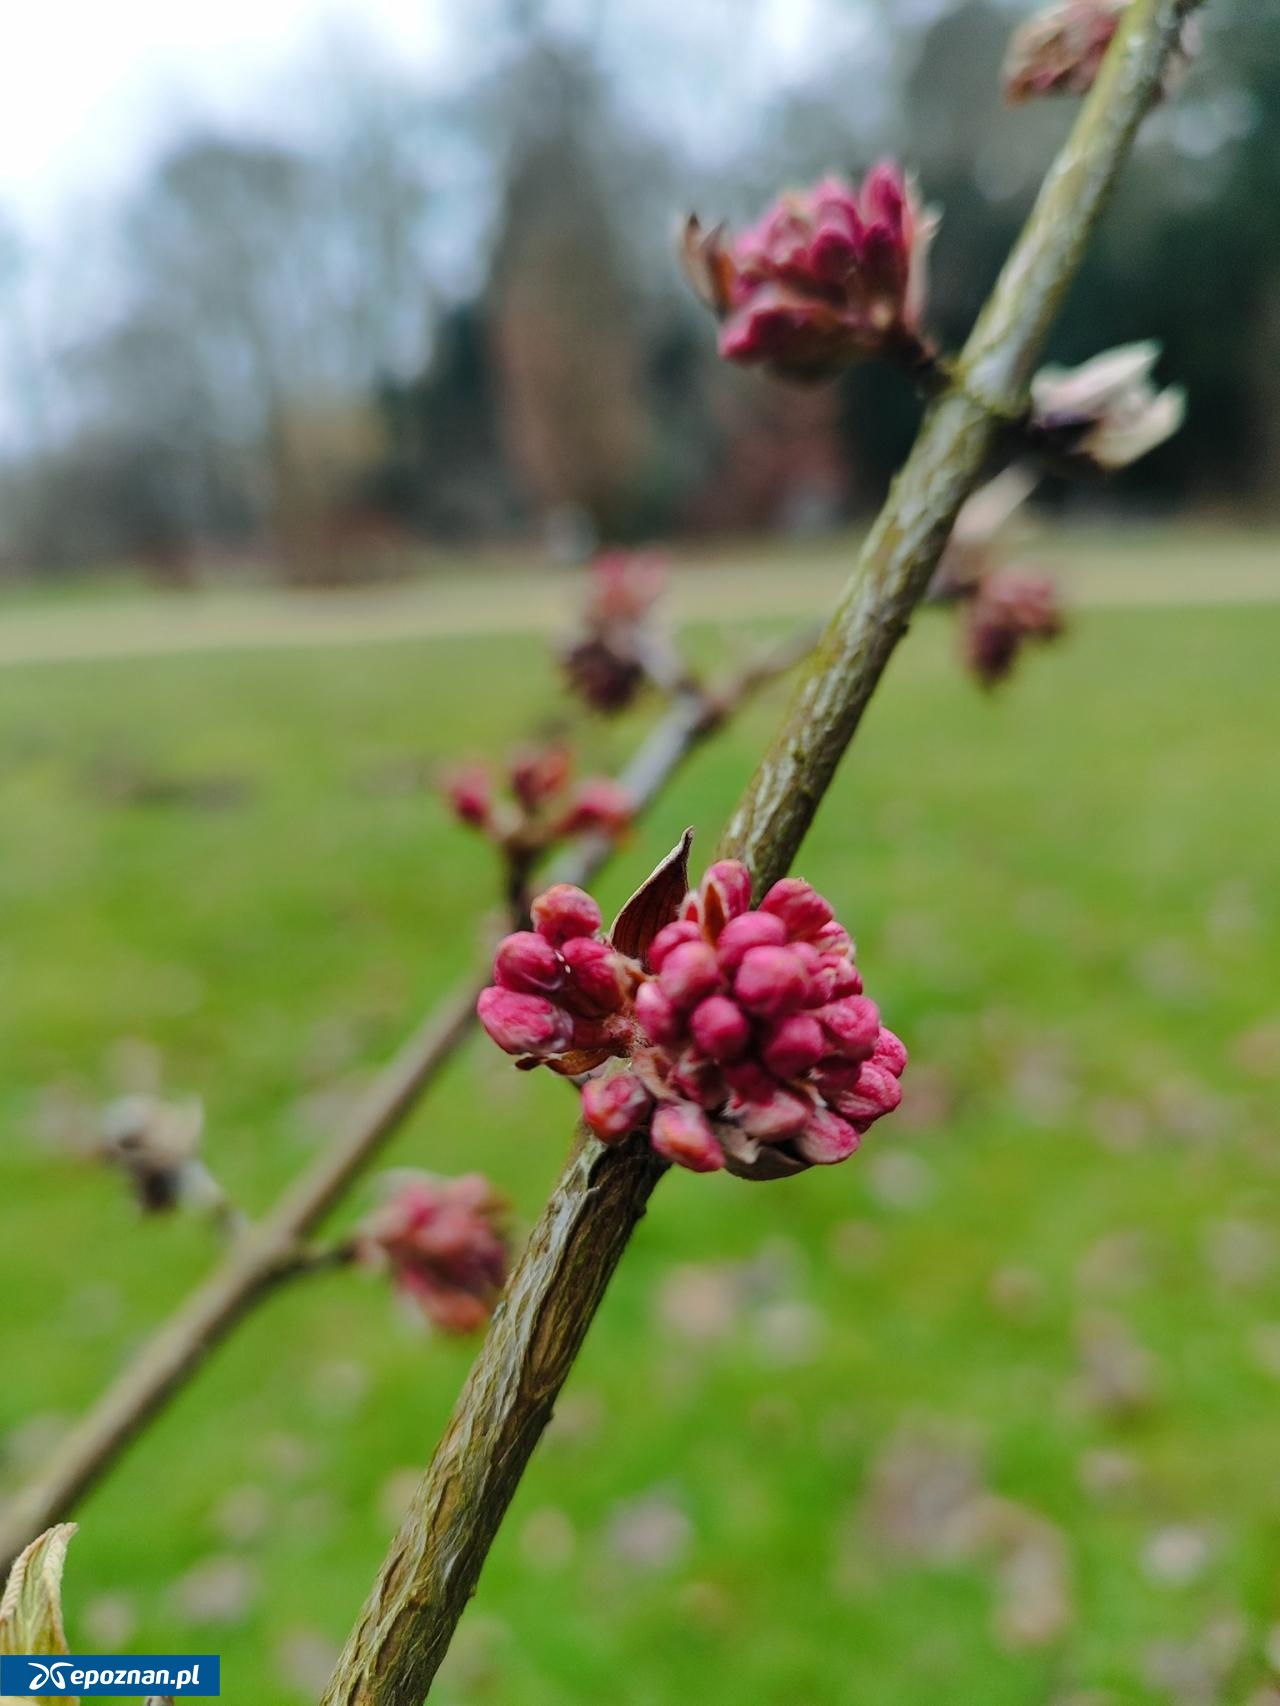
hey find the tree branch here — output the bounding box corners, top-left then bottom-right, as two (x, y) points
(319, 7), (1195, 1701)
(0, 631), (809, 1573)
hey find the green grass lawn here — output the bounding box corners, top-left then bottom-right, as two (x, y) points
(2, 591), (1279, 1705)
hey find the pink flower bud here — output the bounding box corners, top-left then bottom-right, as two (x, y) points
(796, 1105), (860, 1165)
(1004, 0), (1120, 102)
(559, 778), (634, 838)
(494, 931), (564, 997)
(581, 1071), (653, 1142)
(531, 884), (602, 947)
(760, 877), (835, 940)
(477, 987), (573, 1057)
(509, 744), (572, 814)
(817, 995), (881, 1060)
(652, 1103), (726, 1173)
(635, 978), (682, 1047)
(684, 166), (938, 382)
(874, 1027), (909, 1077)
(445, 766), (494, 829)
(689, 995), (752, 1063)
(658, 940), (723, 1013)
(788, 940), (822, 977)
(649, 919), (703, 971)
(733, 945), (811, 1020)
(589, 550), (668, 625)
(814, 921), (855, 957)
(1002, 1), (1203, 107)
(693, 860), (754, 937)
(731, 1080), (813, 1141)
(358, 1171), (509, 1334)
(714, 910), (789, 974)
(559, 935), (626, 1018)
(963, 569), (1064, 689)
(762, 1013), (827, 1080)
(828, 1060), (903, 1129)
(812, 956), (863, 1004)
(562, 635), (647, 715)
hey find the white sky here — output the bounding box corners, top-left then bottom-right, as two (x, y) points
(0, 0), (887, 235)
(0, 0), (447, 231)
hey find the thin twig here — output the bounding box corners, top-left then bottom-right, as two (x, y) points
(270, 1239), (361, 1284)
(0, 628), (811, 1573)
(319, 8), (1196, 1701)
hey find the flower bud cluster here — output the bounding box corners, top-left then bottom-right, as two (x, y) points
(561, 551), (676, 714)
(929, 470), (1065, 691)
(478, 859), (906, 1179)
(477, 884), (638, 1069)
(963, 568), (1064, 689)
(1004, 1), (1199, 106)
(683, 165), (937, 383)
(444, 743), (633, 855)
(356, 1172), (509, 1333)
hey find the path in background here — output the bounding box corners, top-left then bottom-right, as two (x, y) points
(0, 528), (1275, 668)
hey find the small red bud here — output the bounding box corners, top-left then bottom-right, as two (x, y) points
(477, 987), (573, 1056)
(732, 1082), (813, 1141)
(657, 941), (723, 1013)
(715, 910), (789, 974)
(829, 1060), (903, 1130)
(874, 1027), (909, 1078)
(559, 936), (626, 1018)
(697, 860), (754, 935)
(559, 778), (634, 838)
(652, 1103), (726, 1173)
(494, 931), (564, 997)
(648, 919), (703, 971)
(816, 996), (881, 1060)
(796, 1105), (860, 1165)
(812, 956), (863, 1003)
(581, 1072), (653, 1142)
(509, 744), (573, 814)
(445, 766), (494, 829)
(358, 1172), (508, 1334)
(760, 878), (835, 940)
(635, 978), (683, 1047)
(733, 945), (811, 1020)
(762, 1012), (827, 1079)
(689, 995), (752, 1063)
(531, 884), (602, 947)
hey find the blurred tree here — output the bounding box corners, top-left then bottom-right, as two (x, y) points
(3, 0), (1279, 576)
(372, 304), (519, 540)
(14, 57), (445, 577)
(488, 47), (657, 542)
(0, 213), (51, 458)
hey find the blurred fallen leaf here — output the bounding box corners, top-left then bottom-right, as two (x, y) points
(1073, 1310), (1162, 1421)
(604, 1491), (692, 1573)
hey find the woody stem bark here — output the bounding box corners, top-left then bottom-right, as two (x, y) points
(319, 7), (1198, 1703)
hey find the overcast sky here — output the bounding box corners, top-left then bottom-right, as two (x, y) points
(0, 0), (908, 451)
(0, 0), (903, 235)
(0, 0), (450, 230)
